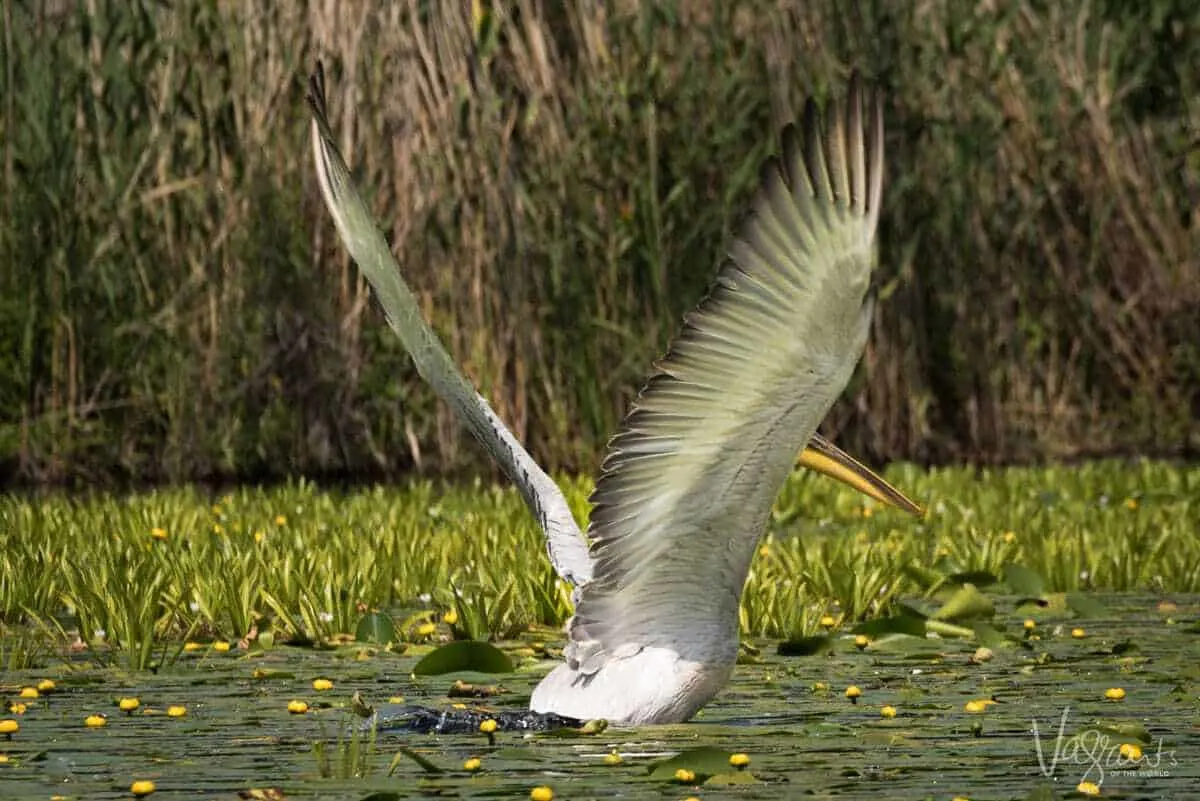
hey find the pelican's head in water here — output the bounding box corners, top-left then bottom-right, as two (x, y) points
(306, 64), (920, 725)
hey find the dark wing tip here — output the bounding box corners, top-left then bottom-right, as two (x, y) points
(306, 60), (328, 123)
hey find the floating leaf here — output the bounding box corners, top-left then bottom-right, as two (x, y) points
(946, 570), (998, 587)
(777, 635), (832, 656)
(1066, 593), (1106, 618)
(1002, 564), (1046, 596)
(355, 612), (396, 645)
(854, 614), (928, 638)
(411, 640), (513, 675)
(972, 622), (1006, 649)
(1090, 721), (1151, 743)
(648, 747), (738, 780)
(703, 771), (759, 785)
(931, 584), (994, 622)
(1022, 785), (1056, 801)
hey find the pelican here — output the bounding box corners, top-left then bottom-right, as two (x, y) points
(307, 63), (920, 724)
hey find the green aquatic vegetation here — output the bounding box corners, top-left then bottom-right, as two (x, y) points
(1, 461), (1197, 661)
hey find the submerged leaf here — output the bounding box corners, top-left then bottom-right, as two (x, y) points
(411, 640), (514, 675)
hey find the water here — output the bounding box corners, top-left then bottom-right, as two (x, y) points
(2, 594), (1196, 799)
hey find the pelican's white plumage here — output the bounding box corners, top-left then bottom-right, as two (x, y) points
(307, 64), (897, 724)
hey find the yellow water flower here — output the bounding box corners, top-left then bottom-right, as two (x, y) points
(464, 757), (482, 772)
(674, 768), (696, 783)
(861, 506), (874, 518)
(212, 523), (224, 535)
(1105, 687), (1126, 700)
(880, 705), (897, 719)
(287, 700), (309, 714)
(1071, 627), (1086, 638)
(1003, 531), (1017, 543)
(254, 530), (265, 543)
(119, 697), (140, 713)
(452, 703), (467, 710)
(530, 787), (554, 801)
(8, 703), (26, 715)
(37, 679), (57, 692)
(166, 706), (187, 718)
(150, 527), (168, 541)
(1077, 780), (1101, 796)
(85, 714), (107, 727)
(131, 779), (157, 796)
(964, 700), (989, 714)
(312, 679), (334, 691)
(479, 719), (498, 734)
(387, 695), (405, 703)
(1119, 743), (1142, 761)
(18, 687), (38, 699)
(729, 752), (750, 768)
(603, 750), (622, 766)
(183, 642), (203, 652)
(442, 609), (459, 625)
(845, 685), (862, 702)
(417, 622), (437, 637)
(1124, 497), (1138, 510)
(819, 614), (837, 628)
(1023, 619), (1036, 630)
(212, 641), (231, 652)
(0, 719), (18, 737)
(0, 755), (8, 763)
(275, 515), (287, 526)
(854, 634), (870, 650)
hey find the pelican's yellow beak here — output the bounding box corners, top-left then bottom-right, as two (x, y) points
(797, 434), (924, 517)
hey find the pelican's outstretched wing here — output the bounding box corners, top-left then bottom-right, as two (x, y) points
(305, 63), (592, 588)
(568, 75), (885, 671)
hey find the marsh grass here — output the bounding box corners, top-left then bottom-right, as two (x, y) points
(2, 1), (1197, 485)
(1, 461), (1196, 665)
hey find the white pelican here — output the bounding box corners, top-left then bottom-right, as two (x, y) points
(307, 64), (920, 724)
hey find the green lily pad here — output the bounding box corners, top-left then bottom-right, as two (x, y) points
(355, 612), (396, 645)
(854, 613), (928, 638)
(777, 635), (832, 656)
(648, 746), (741, 780)
(1003, 564), (1046, 596)
(411, 640), (514, 675)
(703, 770), (759, 785)
(1066, 593), (1107, 618)
(931, 584), (994, 622)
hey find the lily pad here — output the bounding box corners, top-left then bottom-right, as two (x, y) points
(853, 613), (928, 638)
(931, 584), (994, 622)
(355, 612), (396, 645)
(411, 640), (514, 675)
(777, 635), (832, 656)
(648, 746), (742, 781)
(1003, 564), (1046, 596)
(1066, 593), (1107, 618)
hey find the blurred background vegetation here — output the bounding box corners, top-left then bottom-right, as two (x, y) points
(1, 0), (1196, 487)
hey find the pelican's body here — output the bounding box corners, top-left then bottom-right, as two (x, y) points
(306, 64), (915, 724)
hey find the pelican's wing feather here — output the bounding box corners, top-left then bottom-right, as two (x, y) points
(569, 75), (884, 667)
(306, 63), (592, 588)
